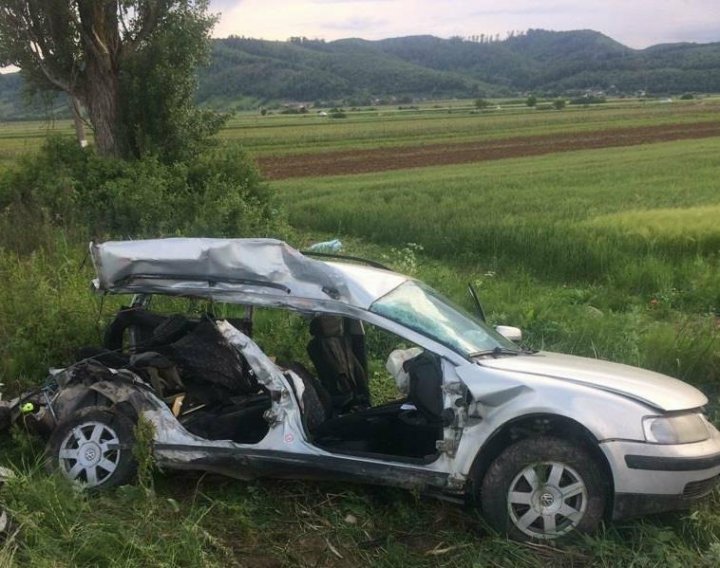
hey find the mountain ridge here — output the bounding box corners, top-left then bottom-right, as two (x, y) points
(1, 29), (719, 118)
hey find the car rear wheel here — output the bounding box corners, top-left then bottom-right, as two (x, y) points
(480, 436), (606, 541)
(47, 406), (137, 489)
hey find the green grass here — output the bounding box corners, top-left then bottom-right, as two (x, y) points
(276, 137), (720, 283)
(218, 97), (720, 156)
(275, 139), (720, 383)
(586, 204), (720, 242)
(0, 97), (718, 163)
(0, 120), (76, 169)
(1, 241), (720, 567)
(2, 100), (720, 566)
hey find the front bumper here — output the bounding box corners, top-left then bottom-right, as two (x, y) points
(601, 432), (720, 520)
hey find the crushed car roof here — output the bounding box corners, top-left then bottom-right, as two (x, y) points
(90, 238), (407, 309)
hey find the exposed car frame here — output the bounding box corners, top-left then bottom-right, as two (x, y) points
(2, 238), (719, 541)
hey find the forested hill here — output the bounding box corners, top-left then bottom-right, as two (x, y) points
(2, 29), (720, 118)
(201, 30), (720, 102)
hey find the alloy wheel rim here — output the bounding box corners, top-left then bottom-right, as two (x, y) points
(507, 461), (588, 539)
(58, 421), (121, 487)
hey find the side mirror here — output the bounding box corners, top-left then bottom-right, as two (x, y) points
(496, 325), (522, 342)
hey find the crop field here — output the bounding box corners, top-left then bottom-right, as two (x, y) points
(275, 136), (720, 381)
(0, 119), (75, 169)
(259, 121), (720, 178)
(1, 98), (720, 566)
(2, 96), (720, 164)
(222, 98), (720, 157)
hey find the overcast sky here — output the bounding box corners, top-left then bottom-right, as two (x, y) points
(211, 0), (720, 48)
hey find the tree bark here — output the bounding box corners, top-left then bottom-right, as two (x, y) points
(69, 96), (88, 148)
(80, 61), (124, 158)
(75, 0), (125, 159)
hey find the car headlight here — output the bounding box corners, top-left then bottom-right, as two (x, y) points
(643, 414), (710, 444)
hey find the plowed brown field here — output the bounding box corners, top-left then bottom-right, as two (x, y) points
(258, 120), (720, 180)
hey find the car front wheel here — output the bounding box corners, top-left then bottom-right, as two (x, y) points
(480, 436), (607, 541)
(47, 406), (137, 489)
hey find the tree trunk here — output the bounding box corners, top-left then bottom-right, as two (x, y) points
(69, 96), (88, 148)
(76, 0), (125, 159)
(81, 60), (125, 158)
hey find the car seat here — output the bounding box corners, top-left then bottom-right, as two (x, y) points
(307, 316), (370, 413)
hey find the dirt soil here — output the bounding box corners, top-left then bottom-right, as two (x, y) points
(258, 121), (720, 180)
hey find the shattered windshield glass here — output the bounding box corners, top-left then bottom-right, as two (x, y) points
(370, 281), (518, 357)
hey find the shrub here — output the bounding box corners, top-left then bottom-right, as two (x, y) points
(0, 137), (287, 247)
(328, 107), (347, 119)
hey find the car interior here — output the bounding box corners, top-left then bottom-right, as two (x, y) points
(77, 302), (444, 462)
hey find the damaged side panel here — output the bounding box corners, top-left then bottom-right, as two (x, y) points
(17, 321), (461, 494)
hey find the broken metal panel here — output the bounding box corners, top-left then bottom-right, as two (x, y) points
(149, 323), (462, 488)
(152, 445), (452, 490)
(216, 321), (287, 391)
(4, 319), (464, 493)
(90, 238), (406, 309)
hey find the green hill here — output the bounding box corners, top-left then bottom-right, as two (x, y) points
(198, 36), (489, 105)
(195, 29), (720, 103)
(1, 29), (719, 118)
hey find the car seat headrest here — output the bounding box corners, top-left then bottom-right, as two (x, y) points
(309, 316), (344, 337)
(345, 319), (365, 336)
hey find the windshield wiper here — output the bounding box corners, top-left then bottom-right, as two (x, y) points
(468, 346), (521, 358)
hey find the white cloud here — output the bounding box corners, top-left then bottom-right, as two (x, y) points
(211, 0), (720, 47)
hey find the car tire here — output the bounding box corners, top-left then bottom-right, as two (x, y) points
(480, 436), (607, 541)
(47, 406), (137, 489)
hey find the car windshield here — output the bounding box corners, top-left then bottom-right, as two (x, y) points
(370, 281), (519, 357)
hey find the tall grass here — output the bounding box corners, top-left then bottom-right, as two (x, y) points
(277, 138), (720, 294)
(4, 427), (720, 567)
(1, 107), (720, 567)
(277, 140), (720, 383)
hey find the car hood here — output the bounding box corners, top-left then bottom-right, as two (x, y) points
(477, 351), (707, 412)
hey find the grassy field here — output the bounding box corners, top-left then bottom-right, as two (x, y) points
(1, 100), (720, 566)
(2, 96), (720, 163)
(219, 97), (720, 155)
(276, 138), (720, 278)
(275, 138), (720, 381)
(0, 119), (75, 169)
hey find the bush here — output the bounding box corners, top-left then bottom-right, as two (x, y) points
(0, 137), (287, 247)
(328, 108), (347, 118)
(474, 98), (491, 109)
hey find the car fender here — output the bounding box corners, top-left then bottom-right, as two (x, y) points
(452, 363), (651, 475)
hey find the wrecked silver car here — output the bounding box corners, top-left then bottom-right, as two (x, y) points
(2, 237), (719, 541)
